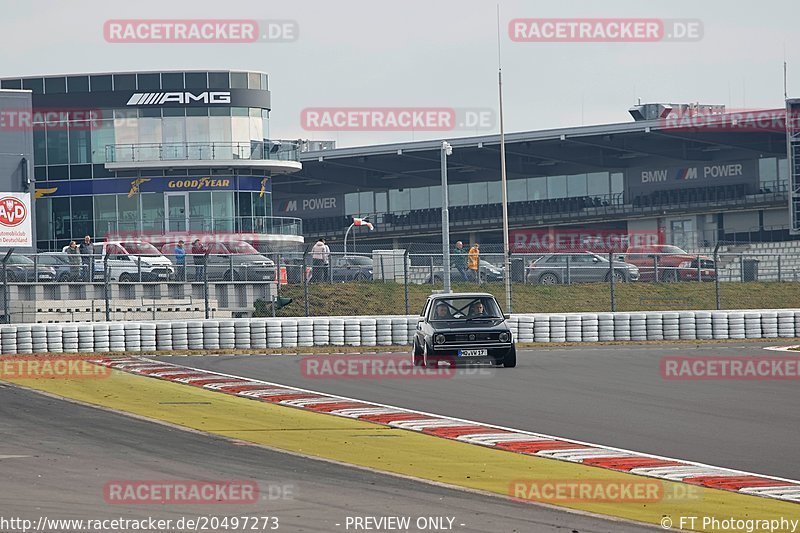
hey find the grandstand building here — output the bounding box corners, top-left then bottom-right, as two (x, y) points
(277, 103), (792, 251)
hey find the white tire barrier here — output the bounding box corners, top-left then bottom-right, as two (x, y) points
(1, 309), (798, 355)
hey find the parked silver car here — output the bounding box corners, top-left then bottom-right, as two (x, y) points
(527, 252), (639, 284)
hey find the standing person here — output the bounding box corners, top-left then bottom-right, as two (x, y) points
(191, 239), (206, 281)
(174, 240), (186, 281)
(321, 238), (331, 282)
(468, 242), (480, 283)
(66, 240), (81, 281)
(79, 235), (94, 282)
(451, 240), (469, 282)
(311, 238), (327, 282)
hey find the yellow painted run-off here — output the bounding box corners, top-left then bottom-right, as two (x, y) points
(5, 370), (799, 532)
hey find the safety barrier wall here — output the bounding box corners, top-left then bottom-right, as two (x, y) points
(0, 310), (798, 354)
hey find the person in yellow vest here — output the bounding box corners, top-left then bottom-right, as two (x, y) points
(468, 243), (480, 283)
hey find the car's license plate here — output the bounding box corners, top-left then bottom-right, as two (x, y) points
(458, 349), (488, 357)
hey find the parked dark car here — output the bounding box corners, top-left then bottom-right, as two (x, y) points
(426, 260), (504, 283)
(624, 244), (716, 282)
(161, 240), (276, 281)
(37, 252), (80, 282)
(3, 254), (56, 282)
(413, 292), (516, 368)
(331, 255), (373, 281)
(526, 252), (639, 284)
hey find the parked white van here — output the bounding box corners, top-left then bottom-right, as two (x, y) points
(63, 240), (174, 281)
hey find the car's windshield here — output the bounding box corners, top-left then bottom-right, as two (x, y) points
(429, 297), (502, 320)
(224, 241), (260, 254)
(8, 255), (33, 265)
(345, 256), (372, 266)
(122, 242), (161, 256)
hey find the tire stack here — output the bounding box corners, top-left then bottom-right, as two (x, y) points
(549, 315), (566, 343)
(172, 321), (189, 350)
(219, 320), (236, 349)
(124, 323), (141, 352)
(744, 312), (762, 339)
(645, 312), (664, 341)
(391, 317), (407, 345)
(630, 313), (647, 342)
(109, 323), (126, 352)
(518, 315), (535, 343)
(250, 320), (268, 350)
(795, 311), (800, 338)
(506, 315), (519, 341)
(376, 318), (392, 346)
(234, 320), (252, 350)
(93, 324), (110, 353)
(695, 312), (713, 340)
(313, 318), (330, 347)
(266, 319), (283, 349)
(32, 324), (48, 353)
(203, 321), (220, 350)
(1, 326), (17, 355)
(778, 311), (796, 338)
(406, 319), (416, 346)
(16, 325), (33, 354)
(141, 323), (157, 352)
(187, 321), (204, 350)
(581, 313), (599, 342)
(598, 313), (615, 341)
(728, 312), (746, 339)
(156, 322), (173, 351)
(711, 313), (729, 340)
(77, 324), (94, 353)
(761, 311), (778, 339)
(662, 312), (680, 340)
(62, 324), (79, 353)
(360, 318), (377, 347)
(47, 324), (64, 353)
(297, 319), (315, 348)
(613, 313), (631, 341)
(344, 318), (361, 347)
(566, 315), (582, 342)
(282, 319), (299, 348)
(329, 318), (345, 346)
(678, 312), (696, 340)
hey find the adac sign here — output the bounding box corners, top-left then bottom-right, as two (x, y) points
(167, 178), (231, 190)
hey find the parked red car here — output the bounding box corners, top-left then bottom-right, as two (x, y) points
(623, 244), (716, 282)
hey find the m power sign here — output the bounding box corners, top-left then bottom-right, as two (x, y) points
(626, 159), (757, 195)
(274, 195), (344, 219)
(0, 193), (33, 247)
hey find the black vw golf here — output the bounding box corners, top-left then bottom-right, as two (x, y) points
(412, 292), (516, 368)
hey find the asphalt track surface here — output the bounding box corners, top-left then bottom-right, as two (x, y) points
(0, 383), (655, 533)
(172, 342), (800, 481)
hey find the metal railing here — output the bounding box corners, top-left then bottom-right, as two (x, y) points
(105, 141), (301, 163)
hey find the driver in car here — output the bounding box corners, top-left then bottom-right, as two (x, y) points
(468, 301), (488, 317)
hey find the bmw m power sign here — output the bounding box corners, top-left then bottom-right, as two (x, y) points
(0, 193), (33, 247)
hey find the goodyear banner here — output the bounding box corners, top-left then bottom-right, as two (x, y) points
(35, 175), (270, 198)
(0, 193), (33, 247)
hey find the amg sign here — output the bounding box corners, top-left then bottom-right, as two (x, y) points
(126, 91), (231, 106)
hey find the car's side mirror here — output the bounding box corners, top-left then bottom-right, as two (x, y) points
(417, 317), (425, 323)
(503, 313), (510, 319)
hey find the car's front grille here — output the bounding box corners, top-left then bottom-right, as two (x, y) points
(446, 332), (498, 343)
(689, 259), (715, 269)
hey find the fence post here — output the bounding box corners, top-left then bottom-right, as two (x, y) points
(137, 256), (142, 282)
(778, 255), (782, 282)
(2, 257), (7, 324)
(229, 254), (234, 283)
(565, 255), (571, 285)
(697, 254), (702, 282)
(713, 243), (721, 310)
(429, 255), (434, 284)
(653, 255), (659, 282)
(608, 251), (616, 312)
(203, 251), (210, 319)
(403, 250), (410, 315)
(739, 254), (744, 283)
(104, 254), (110, 321)
(302, 251), (309, 317)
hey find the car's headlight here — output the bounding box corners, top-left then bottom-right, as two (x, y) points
(499, 331), (510, 342)
(434, 334), (446, 344)
(678, 261), (692, 268)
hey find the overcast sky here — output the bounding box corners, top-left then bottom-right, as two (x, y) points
(2, 0), (797, 148)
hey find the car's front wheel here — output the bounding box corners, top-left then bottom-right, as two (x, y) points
(412, 338), (424, 367)
(423, 342), (437, 367)
(538, 272), (559, 285)
(503, 346), (517, 368)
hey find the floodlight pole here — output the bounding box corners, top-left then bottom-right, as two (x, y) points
(441, 141), (453, 293)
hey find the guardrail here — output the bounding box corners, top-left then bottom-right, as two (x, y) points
(0, 310), (797, 354)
